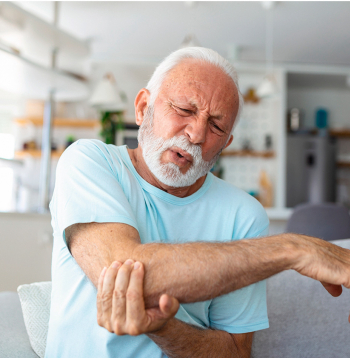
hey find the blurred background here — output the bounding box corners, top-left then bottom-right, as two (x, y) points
(1, 1), (350, 290)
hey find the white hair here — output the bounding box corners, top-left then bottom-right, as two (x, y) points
(146, 47), (243, 133)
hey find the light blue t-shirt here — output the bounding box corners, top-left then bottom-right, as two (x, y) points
(46, 139), (269, 358)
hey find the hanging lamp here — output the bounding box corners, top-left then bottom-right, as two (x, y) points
(256, 1), (278, 98)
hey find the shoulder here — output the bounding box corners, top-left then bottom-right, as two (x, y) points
(210, 176), (269, 237)
(60, 139), (110, 161)
(210, 176), (265, 213)
(58, 139), (124, 171)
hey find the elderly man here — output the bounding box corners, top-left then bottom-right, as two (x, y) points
(45, 47), (350, 358)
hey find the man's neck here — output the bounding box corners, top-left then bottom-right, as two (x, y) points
(127, 147), (206, 198)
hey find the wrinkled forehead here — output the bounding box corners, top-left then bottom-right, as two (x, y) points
(159, 58), (239, 121)
(161, 58), (236, 92)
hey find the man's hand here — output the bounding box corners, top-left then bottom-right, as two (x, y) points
(69, 222), (350, 314)
(97, 259), (179, 336)
(291, 235), (350, 297)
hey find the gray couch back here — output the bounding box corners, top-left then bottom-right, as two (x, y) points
(252, 238), (350, 358)
(2, 239), (350, 358)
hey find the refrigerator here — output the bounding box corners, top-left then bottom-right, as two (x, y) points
(286, 134), (336, 207)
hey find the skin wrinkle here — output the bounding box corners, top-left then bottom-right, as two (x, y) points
(129, 62), (238, 197)
(63, 54), (350, 358)
(147, 318), (248, 358)
(155, 59), (238, 137)
(138, 104), (223, 189)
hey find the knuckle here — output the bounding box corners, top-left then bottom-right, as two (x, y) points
(126, 289), (141, 302)
(101, 291), (112, 304)
(113, 323), (124, 336)
(113, 288), (126, 299)
(128, 323), (141, 336)
(105, 323), (113, 333)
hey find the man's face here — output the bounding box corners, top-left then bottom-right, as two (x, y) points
(138, 59), (239, 188)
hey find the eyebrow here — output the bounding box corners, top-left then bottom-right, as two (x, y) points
(171, 99), (224, 121)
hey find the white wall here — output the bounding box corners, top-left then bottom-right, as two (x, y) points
(288, 87), (350, 129)
(0, 212), (52, 291)
(90, 61), (156, 122)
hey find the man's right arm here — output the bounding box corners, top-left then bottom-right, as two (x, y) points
(66, 221), (350, 308)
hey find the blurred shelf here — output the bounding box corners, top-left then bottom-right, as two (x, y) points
(0, 3), (89, 57)
(337, 162), (350, 168)
(15, 149), (64, 159)
(0, 48), (89, 101)
(221, 150), (275, 158)
(330, 129), (350, 138)
(14, 117), (100, 128)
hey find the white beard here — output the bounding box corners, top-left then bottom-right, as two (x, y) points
(137, 106), (221, 188)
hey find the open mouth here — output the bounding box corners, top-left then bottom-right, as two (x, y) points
(171, 147), (193, 163)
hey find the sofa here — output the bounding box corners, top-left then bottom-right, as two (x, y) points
(1, 238), (350, 358)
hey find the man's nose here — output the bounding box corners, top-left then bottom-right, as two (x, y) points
(184, 117), (207, 144)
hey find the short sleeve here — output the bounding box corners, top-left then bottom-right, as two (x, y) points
(50, 139), (138, 242)
(209, 281), (268, 334)
(209, 213), (270, 334)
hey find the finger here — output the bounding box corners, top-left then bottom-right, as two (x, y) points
(159, 294), (180, 318)
(126, 261), (146, 334)
(321, 282), (343, 297)
(146, 294), (180, 333)
(97, 266), (107, 326)
(112, 259), (134, 334)
(101, 261), (121, 332)
(103, 261), (121, 293)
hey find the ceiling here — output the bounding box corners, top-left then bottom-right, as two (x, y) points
(13, 1), (350, 67)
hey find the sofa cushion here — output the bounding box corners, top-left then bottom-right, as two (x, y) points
(252, 238), (350, 358)
(0, 291), (39, 358)
(17, 282), (52, 358)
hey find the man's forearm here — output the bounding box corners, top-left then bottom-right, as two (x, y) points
(70, 223), (349, 309)
(133, 234), (296, 308)
(69, 223), (293, 308)
(147, 318), (252, 358)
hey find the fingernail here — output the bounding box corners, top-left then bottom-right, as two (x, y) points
(112, 261), (120, 269)
(101, 267), (107, 276)
(125, 259), (134, 265)
(134, 262), (140, 270)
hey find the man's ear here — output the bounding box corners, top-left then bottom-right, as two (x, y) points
(224, 135), (233, 149)
(134, 88), (150, 126)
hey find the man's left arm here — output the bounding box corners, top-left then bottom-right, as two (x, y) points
(97, 260), (253, 358)
(148, 318), (253, 358)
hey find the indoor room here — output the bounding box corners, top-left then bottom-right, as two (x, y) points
(1, 1), (350, 357)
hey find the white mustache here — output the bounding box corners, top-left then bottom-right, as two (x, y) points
(138, 104), (219, 187)
(152, 135), (203, 164)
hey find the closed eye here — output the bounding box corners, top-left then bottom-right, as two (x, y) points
(174, 105), (193, 115)
(211, 122), (225, 135)
(180, 108), (192, 113)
